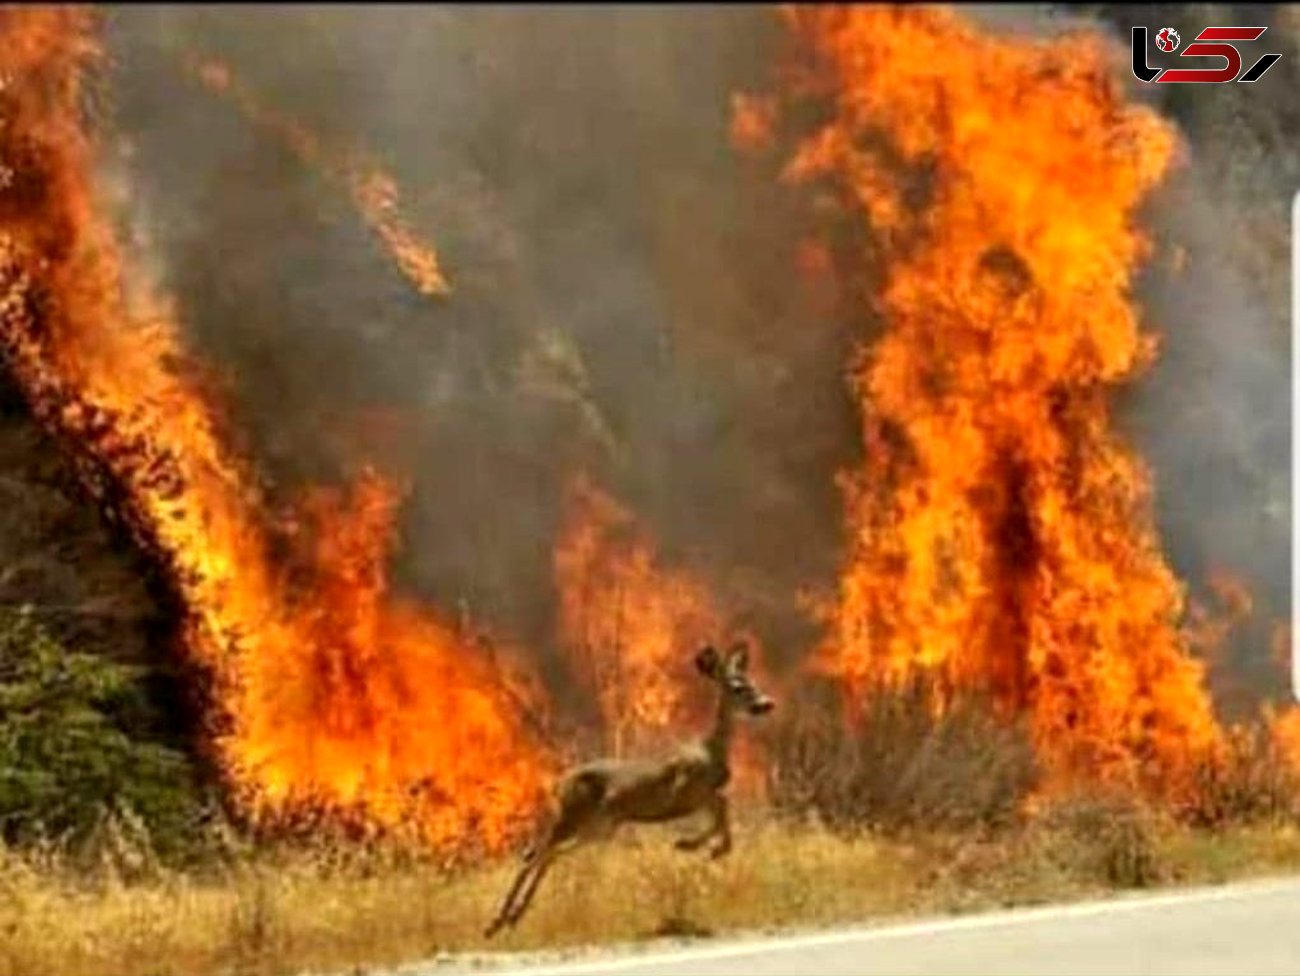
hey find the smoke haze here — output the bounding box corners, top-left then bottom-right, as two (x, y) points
(96, 5), (1291, 703)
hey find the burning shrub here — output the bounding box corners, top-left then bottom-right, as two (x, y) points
(768, 674), (1038, 834)
(1182, 718), (1300, 828)
(553, 474), (724, 758)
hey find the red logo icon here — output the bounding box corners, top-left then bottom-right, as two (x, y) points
(1132, 26), (1281, 84)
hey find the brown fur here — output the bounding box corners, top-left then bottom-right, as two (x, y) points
(484, 642), (773, 937)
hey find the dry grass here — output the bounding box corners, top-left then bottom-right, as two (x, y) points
(767, 676), (1038, 833)
(4, 810), (1300, 976)
(7, 677), (1300, 976)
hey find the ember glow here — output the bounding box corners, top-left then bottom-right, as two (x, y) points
(185, 53), (451, 298)
(746, 7), (1223, 792)
(0, 8), (545, 849)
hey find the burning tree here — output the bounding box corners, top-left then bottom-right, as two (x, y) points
(739, 6), (1223, 797)
(0, 7), (549, 853)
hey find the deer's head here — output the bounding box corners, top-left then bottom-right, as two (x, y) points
(695, 641), (774, 717)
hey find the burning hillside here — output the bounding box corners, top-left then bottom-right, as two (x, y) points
(182, 52), (450, 299)
(0, 3), (1293, 851)
(0, 7), (547, 850)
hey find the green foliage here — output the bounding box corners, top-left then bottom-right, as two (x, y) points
(0, 607), (204, 850)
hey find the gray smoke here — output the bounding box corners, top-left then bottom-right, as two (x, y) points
(1123, 7), (1297, 710)
(97, 6), (1292, 709)
(1055, 5), (1289, 712)
(970, 4), (1294, 707)
(99, 6), (853, 674)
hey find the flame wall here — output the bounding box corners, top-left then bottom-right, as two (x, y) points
(0, 4), (1293, 842)
(747, 6), (1225, 791)
(0, 7), (549, 850)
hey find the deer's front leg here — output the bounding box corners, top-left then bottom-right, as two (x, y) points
(674, 830), (711, 851)
(675, 792), (726, 854)
(707, 792), (731, 860)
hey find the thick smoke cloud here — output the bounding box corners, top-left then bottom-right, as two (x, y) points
(98, 6), (1291, 705)
(1119, 6), (1297, 709)
(1066, 4), (1291, 706)
(100, 6), (854, 672)
(971, 3), (1294, 705)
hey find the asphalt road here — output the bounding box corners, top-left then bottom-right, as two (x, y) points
(438, 877), (1300, 976)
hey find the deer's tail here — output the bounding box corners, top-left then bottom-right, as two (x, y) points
(558, 767), (608, 808)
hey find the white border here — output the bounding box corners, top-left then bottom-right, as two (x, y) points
(1293, 189), (1299, 703)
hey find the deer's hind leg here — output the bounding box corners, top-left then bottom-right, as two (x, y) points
(674, 814), (714, 852)
(484, 772), (604, 937)
(485, 843), (544, 939)
(708, 792), (732, 859)
(499, 841), (566, 930)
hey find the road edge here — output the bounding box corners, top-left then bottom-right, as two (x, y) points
(406, 873), (1300, 976)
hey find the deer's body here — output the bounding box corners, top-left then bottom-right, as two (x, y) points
(559, 748), (725, 826)
(484, 642), (771, 938)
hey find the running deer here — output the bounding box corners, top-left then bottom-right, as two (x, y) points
(484, 640), (774, 938)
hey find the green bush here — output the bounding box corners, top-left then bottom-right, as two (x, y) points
(0, 607), (206, 852)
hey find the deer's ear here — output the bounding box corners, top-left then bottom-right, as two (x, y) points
(695, 645), (721, 677)
(727, 640), (750, 672)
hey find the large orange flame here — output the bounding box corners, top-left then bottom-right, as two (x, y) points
(1269, 707), (1300, 775)
(0, 8), (545, 850)
(745, 6), (1223, 794)
(554, 474), (724, 756)
(553, 474), (769, 793)
(6, 4), (1282, 846)
(184, 53), (450, 299)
